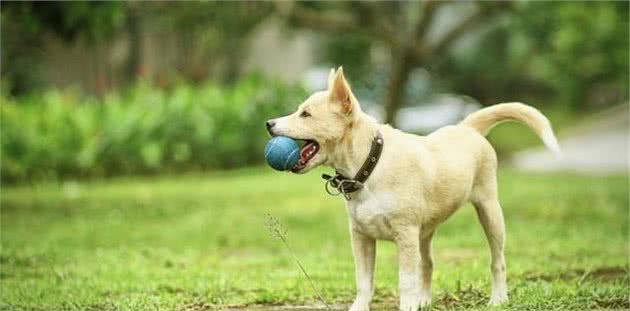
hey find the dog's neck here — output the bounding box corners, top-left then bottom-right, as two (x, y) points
(327, 113), (381, 178)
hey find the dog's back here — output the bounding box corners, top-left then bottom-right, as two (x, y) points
(386, 102), (560, 228)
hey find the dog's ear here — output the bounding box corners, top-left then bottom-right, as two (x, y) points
(329, 67), (352, 114)
(327, 68), (336, 89)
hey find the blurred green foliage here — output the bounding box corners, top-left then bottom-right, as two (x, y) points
(2, 1), (626, 110)
(0, 2), (126, 43)
(435, 1), (628, 110)
(1, 76), (306, 183)
(1, 2), (272, 94)
(1, 1), (627, 183)
(1, 2), (126, 93)
(291, 1), (627, 112)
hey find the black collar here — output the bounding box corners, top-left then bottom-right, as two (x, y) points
(322, 131), (384, 200)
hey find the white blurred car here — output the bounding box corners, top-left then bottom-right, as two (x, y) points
(391, 95), (480, 134)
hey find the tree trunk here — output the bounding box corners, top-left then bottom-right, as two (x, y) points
(383, 51), (414, 125)
(126, 5), (142, 81)
(223, 40), (243, 84)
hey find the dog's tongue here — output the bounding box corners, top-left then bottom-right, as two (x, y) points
(300, 141), (317, 161)
(292, 141), (320, 172)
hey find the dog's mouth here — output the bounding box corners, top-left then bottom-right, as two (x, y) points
(291, 140), (320, 173)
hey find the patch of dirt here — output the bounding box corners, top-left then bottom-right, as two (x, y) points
(593, 296), (630, 309)
(181, 302), (338, 310)
(84, 302), (119, 311)
(220, 303), (390, 310)
(523, 266), (628, 283)
(432, 285), (487, 310)
(178, 301), (213, 310)
(200, 268), (629, 311)
(220, 288), (487, 310)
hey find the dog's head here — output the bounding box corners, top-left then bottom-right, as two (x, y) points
(266, 67), (359, 173)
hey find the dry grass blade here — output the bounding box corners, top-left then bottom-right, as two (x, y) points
(264, 214), (332, 310)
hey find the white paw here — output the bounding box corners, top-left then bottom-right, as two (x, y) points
(488, 292), (508, 305)
(349, 298), (370, 311)
(399, 296), (420, 311)
(349, 302), (369, 311)
(399, 303), (420, 311)
(419, 291), (432, 307)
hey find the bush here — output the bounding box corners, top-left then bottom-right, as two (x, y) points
(1, 75), (307, 183)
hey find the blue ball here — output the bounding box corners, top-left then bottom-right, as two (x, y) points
(264, 136), (300, 171)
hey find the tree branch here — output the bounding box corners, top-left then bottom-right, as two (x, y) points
(404, 0), (446, 64)
(274, 1), (362, 34)
(424, 3), (511, 58)
(414, 0), (442, 40)
(273, 1), (404, 50)
(351, 1), (376, 24)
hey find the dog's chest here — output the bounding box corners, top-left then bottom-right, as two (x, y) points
(346, 192), (396, 240)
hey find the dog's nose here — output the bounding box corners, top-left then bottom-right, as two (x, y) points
(266, 120), (276, 135)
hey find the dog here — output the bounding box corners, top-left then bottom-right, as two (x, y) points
(266, 67), (560, 311)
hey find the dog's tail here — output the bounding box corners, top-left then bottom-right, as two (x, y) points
(461, 102), (561, 156)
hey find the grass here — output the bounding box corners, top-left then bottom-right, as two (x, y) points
(1, 167), (628, 310)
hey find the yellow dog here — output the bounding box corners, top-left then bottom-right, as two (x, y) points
(266, 67), (560, 311)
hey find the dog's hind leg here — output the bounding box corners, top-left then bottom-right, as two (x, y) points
(419, 230), (434, 307)
(472, 193), (508, 305)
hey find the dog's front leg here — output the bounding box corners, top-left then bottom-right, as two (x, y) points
(395, 226), (421, 311)
(349, 226), (376, 311)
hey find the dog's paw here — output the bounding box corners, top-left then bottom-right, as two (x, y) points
(399, 296), (420, 311)
(399, 303), (420, 311)
(488, 292), (508, 306)
(419, 291), (432, 308)
(348, 301), (370, 311)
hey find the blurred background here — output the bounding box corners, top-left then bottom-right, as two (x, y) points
(1, 1), (628, 182)
(1, 2), (628, 310)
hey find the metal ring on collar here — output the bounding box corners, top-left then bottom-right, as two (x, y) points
(324, 179), (342, 196)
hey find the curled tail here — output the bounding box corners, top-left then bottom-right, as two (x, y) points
(461, 102), (561, 156)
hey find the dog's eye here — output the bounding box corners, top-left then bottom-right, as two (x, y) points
(300, 110), (311, 118)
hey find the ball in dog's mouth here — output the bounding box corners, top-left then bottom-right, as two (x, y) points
(291, 140), (319, 172)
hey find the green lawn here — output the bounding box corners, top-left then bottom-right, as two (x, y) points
(1, 168), (628, 310)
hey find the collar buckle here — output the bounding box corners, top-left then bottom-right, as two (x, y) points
(323, 174), (342, 196)
(323, 173), (364, 200)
